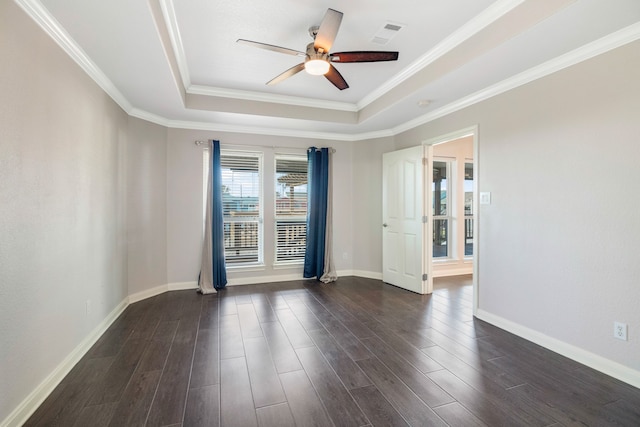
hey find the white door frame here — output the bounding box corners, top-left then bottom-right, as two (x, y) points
(423, 125), (479, 315)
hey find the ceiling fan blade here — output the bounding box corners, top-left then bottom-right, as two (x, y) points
(324, 64), (349, 90)
(266, 63), (306, 85)
(237, 39), (305, 57)
(314, 8), (343, 53)
(330, 51), (399, 63)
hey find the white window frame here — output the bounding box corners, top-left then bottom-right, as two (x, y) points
(203, 148), (264, 269)
(274, 153), (308, 266)
(433, 158), (454, 261)
(463, 160), (474, 261)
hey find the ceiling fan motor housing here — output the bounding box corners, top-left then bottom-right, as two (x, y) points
(304, 42), (330, 75)
(306, 42), (328, 59)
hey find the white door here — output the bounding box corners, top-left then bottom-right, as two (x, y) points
(382, 146), (433, 294)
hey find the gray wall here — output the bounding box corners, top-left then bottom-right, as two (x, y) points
(126, 118), (168, 296)
(351, 136), (394, 276)
(389, 40), (640, 371)
(0, 1), (129, 421)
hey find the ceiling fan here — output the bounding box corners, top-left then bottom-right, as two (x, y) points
(237, 8), (399, 90)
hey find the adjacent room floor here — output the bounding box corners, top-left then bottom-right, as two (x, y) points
(25, 275), (640, 426)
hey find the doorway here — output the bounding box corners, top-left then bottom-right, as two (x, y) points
(381, 126), (478, 311)
(424, 126), (478, 314)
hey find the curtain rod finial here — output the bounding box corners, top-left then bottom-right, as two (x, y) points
(195, 140), (206, 146)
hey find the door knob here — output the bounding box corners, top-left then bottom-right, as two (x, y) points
(382, 223), (388, 227)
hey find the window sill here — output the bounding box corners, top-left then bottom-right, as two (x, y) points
(273, 262), (304, 270)
(226, 263), (266, 273)
(433, 258), (458, 265)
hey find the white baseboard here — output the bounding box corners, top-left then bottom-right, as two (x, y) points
(349, 270), (383, 280)
(475, 309), (640, 389)
(128, 284), (167, 303)
(335, 269), (355, 278)
(130, 272), (384, 292)
(128, 281), (198, 303)
(227, 273), (306, 286)
(1, 299), (128, 427)
(225, 270), (383, 286)
(168, 281), (198, 291)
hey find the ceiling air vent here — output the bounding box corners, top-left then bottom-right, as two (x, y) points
(372, 21), (405, 45)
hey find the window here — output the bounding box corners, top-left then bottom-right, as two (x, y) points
(464, 162), (474, 257)
(275, 155), (308, 263)
(433, 160), (450, 258)
(215, 151), (263, 265)
(204, 147), (310, 268)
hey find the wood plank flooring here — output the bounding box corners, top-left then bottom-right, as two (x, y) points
(25, 275), (640, 426)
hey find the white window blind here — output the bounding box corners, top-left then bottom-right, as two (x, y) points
(275, 155), (308, 263)
(219, 151), (263, 265)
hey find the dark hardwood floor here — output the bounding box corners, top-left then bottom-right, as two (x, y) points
(25, 275), (640, 426)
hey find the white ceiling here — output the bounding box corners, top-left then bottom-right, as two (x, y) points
(19, 0), (640, 140)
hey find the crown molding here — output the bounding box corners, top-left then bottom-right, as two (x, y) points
(156, 0), (525, 115)
(357, 0), (526, 110)
(128, 109), (393, 141)
(159, 0), (357, 114)
(18, 0), (640, 142)
(14, 0), (132, 113)
(391, 21), (640, 136)
(132, 22), (640, 142)
(158, 0), (191, 89)
(188, 85), (358, 112)
(163, 119), (381, 142)
(171, 119), (349, 141)
(349, 129), (396, 141)
(128, 108), (170, 127)
(129, 107), (394, 141)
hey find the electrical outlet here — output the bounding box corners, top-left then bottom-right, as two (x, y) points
(342, 252), (348, 261)
(614, 322), (627, 341)
(85, 300), (91, 316)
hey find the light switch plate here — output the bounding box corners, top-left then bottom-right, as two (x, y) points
(480, 192), (491, 205)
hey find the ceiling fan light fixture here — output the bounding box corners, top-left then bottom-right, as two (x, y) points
(304, 58), (330, 75)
